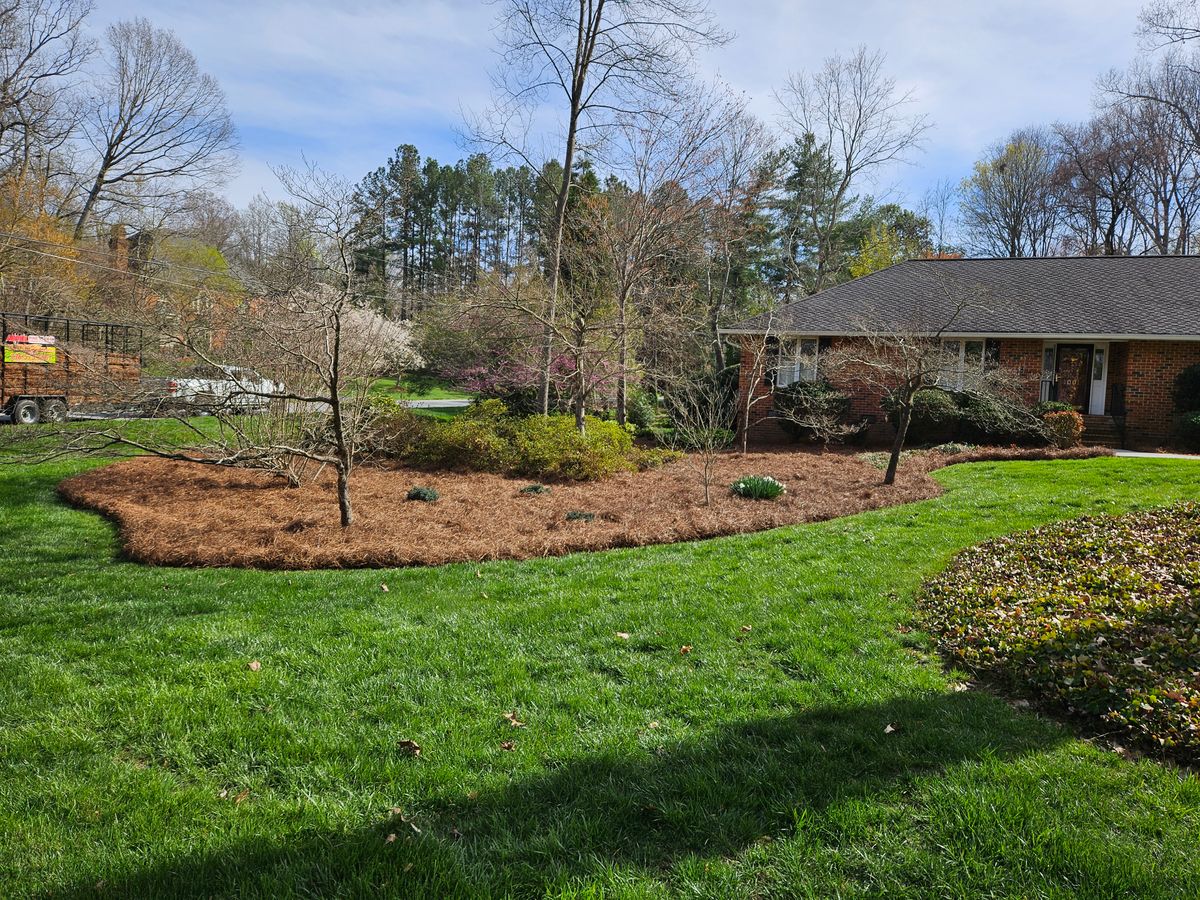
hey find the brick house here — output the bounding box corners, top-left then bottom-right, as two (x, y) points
(721, 256), (1200, 449)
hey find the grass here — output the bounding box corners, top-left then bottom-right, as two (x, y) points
(2, 453), (1200, 897)
(370, 374), (473, 402)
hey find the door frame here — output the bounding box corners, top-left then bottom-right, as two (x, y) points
(1040, 341), (1108, 415)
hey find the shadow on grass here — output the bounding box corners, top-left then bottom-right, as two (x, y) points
(58, 691), (1065, 898)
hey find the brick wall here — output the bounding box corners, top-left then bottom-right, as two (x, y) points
(735, 335), (1045, 446)
(1121, 340), (1200, 446)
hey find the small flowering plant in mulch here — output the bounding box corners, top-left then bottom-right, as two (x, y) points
(730, 475), (786, 501)
(919, 503), (1200, 761)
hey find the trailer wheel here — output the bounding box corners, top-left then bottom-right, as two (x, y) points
(40, 399), (68, 423)
(11, 398), (40, 425)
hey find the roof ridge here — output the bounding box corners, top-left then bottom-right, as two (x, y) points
(906, 254), (1200, 263)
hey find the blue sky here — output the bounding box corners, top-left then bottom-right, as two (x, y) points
(89, 0), (1143, 209)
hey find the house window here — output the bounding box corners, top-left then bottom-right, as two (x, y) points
(776, 337), (820, 387)
(940, 337), (994, 390)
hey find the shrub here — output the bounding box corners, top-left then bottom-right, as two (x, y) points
(931, 442), (976, 455)
(519, 483), (551, 494)
(565, 510), (595, 522)
(376, 401), (641, 482)
(633, 447), (685, 470)
(406, 486), (439, 502)
(1042, 409), (1084, 448)
(773, 381), (855, 443)
(1175, 411), (1200, 451)
(957, 393), (1041, 445)
(731, 475), (786, 500)
(1173, 363), (1200, 413)
(625, 389), (661, 434)
(1035, 400), (1076, 415)
(886, 389), (1044, 447)
(920, 504), (1200, 760)
(508, 414), (636, 481)
(885, 389), (960, 445)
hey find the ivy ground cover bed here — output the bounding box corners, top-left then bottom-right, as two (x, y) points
(921, 504), (1200, 761)
(4, 455), (1200, 898)
(58, 450), (941, 569)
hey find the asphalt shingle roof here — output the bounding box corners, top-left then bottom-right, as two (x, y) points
(726, 256), (1200, 338)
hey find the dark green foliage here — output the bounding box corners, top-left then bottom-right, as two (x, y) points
(885, 389), (960, 445)
(921, 504), (1200, 761)
(406, 486), (439, 502)
(730, 475), (786, 500)
(1175, 411), (1200, 451)
(380, 400), (639, 481)
(519, 483), (551, 495)
(888, 389), (1043, 446)
(564, 510), (595, 522)
(773, 380), (854, 442)
(624, 389), (661, 433)
(1035, 400), (1076, 415)
(1173, 364), (1200, 413)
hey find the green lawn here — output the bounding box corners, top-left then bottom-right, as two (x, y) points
(370, 374), (473, 401)
(2, 456), (1199, 898)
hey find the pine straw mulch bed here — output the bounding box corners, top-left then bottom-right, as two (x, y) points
(57, 445), (1112, 571)
(920, 502), (1200, 763)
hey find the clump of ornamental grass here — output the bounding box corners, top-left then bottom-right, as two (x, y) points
(406, 486), (439, 502)
(731, 475), (786, 501)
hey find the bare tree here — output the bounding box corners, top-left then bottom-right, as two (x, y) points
(73, 17), (236, 239)
(775, 46), (931, 293)
(960, 127), (1065, 257)
(818, 278), (1038, 485)
(659, 364), (736, 505)
(1140, 0), (1200, 49)
(0, 0), (92, 186)
(919, 177), (959, 257)
(1051, 113), (1140, 255)
(478, 0), (729, 415)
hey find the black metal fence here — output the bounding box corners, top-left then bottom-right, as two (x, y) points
(0, 311), (143, 356)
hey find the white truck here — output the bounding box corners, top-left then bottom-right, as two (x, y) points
(165, 365), (283, 415)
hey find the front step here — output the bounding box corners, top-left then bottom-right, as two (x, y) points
(1081, 414), (1122, 448)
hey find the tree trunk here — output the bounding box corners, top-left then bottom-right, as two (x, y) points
(73, 171), (108, 241)
(884, 401), (912, 486)
(336, 465), (353, 527)
(541, 116), (581, 416)
(615, 289), (629, 428)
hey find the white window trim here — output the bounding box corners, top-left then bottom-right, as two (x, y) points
(939, 337), (990, 391)
(776, 337), (820, 388)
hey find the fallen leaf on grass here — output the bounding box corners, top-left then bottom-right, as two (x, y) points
(246, 660), (261, 672)
(385, 833), (397, 844)
(466, 790), (479, 801)
(502, 711), (525, 728)
(883, 724), (898, 735)
(380, 583), (389, 593)
(679, 645), (692, 654)
(500, 740), (515, 751)
(648, 721), (660, 729)
(397, 739), (422, 756)
(615, 632), (630, 640)
(233, 788), (250, 804)
(740, 625), (752, 633)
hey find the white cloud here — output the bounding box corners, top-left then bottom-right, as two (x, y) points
(90, 0), (1146, 207)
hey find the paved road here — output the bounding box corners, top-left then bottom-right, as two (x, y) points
(402, 398), (471, 409)
(1114, 449), (1200, 461)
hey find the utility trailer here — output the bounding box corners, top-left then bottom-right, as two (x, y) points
(1, 311), (142, 424)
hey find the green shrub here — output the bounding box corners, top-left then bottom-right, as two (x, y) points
(625, 389), (661, 433)
(508, 414), (636, 480)
(1175, 411), (1200, 451)
(931, 442), (976, 455)
(633, 447), (685, 470)
(565, 510), (595, 522)
(1035, 400), (1076, 415)
(1173, 363), (1200, 413)
(406, 486), (439, 502)
(376, 401), (641, 482)
(519, 483), (551, 494)
(730, 475), (786, 500)
(887, 389), (1044, 446)
(773, 380), (854, 442)
(885, 389), (960, 445)
(1042, 409), (1084, 449)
